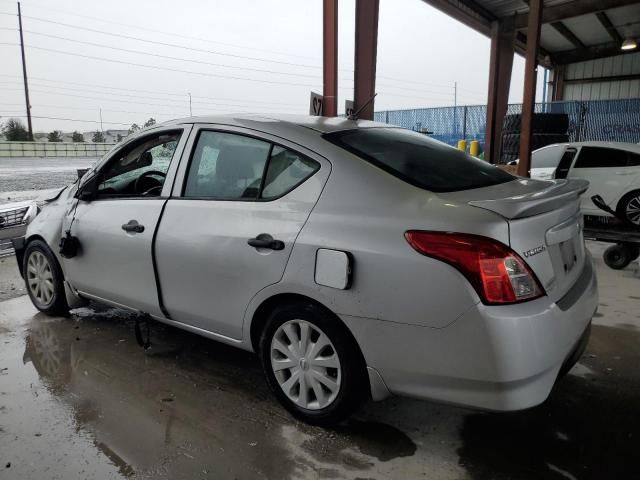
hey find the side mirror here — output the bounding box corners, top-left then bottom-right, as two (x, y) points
(75, 176), (98, 202)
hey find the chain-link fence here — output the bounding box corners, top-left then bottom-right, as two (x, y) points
(375, 98), (640, 151)
(0, 141), (116, 157)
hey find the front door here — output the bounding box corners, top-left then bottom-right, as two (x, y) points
(154, 128), (329, 340)
(63, 128), (188, 316)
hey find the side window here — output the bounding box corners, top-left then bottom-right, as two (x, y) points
(261, 146), (319, 200)
(97, 131), (181, 197)
(184, 131), (319, 200)
(531, 146), (564, 168)
(574, 147), (628, 168)
(184, 131), (270, 199)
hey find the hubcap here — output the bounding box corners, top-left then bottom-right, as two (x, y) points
(270, 320), (341, 410)
(26, 251), (54, 307)
(626, 195), (640, 225)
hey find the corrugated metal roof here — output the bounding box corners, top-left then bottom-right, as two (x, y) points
(423, 1), (640, 63)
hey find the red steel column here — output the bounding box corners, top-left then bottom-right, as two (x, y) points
(353, 0), (379, 120)
(517, 0), (544, 177)
(484, 20), (515, 164)
(323, 0), (338, 117)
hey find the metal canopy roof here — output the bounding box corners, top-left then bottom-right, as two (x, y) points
(423, 0), (640, 65)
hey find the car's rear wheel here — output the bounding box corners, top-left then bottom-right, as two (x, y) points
(24, 240), (69, 316)
(617, 190), (640, 226)
(259, 301), (368, 425)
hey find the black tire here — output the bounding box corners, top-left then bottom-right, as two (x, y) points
(502, 113), (569, 134)
(616, 190), (640, 226)
(23, 239), (69, 316)
(603, 244), (633, 270)
(259, 301), (368, 426)
(630, 246), (640, 261)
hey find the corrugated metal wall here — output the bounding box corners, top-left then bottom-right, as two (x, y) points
(563, 52), (640, 101)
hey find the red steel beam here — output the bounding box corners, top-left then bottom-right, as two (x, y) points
(518, 0), (544, 177)
(484, 20), (515, 164)
(353, 0), (379, 120)
(323, 0), (338, 117)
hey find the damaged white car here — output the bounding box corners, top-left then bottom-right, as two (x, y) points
(14, 115), (597, 424)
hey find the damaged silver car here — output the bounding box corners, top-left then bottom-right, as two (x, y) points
(14, 115), (597, 425)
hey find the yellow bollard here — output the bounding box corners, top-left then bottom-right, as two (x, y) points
(457, 139), (467, 152)
(469, 140), (480, 157)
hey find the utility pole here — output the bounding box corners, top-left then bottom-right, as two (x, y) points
(17, 2), (33, 141)
(188, 93), (192, 116)
(454, 81), (457, 108)
(99, 107), (103, 132)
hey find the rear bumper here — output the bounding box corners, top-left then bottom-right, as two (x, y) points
(343, 254), (598, 411)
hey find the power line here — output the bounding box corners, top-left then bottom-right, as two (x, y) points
(0, 0), (322, 62)
(0, 73), (303, 106)
(0, 27), (332, 81)
(6, 114), (130, 126)
(0, 42), (324, 88)
(0, 12), (325, 69)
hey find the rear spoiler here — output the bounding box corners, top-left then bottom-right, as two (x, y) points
(468, 179), (589, 219)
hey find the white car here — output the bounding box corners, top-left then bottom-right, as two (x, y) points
(0, 200), (38, 254)
(14, 115), (597, 425)
(530, 142), (640, 224)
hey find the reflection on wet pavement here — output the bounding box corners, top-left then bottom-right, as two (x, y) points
(1, 251), (639, 480)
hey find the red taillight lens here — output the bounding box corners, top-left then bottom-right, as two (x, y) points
(405, 231), (544, 305)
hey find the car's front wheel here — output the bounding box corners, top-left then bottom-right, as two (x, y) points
(23, 239), (69, 316)
(259, 301), (368, 425)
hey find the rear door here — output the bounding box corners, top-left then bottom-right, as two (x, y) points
(154, 126), (330, 340)
(567, 146), (640, 215)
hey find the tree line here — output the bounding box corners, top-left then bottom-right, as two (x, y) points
(1, 117), (158, 142)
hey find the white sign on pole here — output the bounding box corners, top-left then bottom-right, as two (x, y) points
(309, 92), (324, 116)
(345, 100), (355, 118)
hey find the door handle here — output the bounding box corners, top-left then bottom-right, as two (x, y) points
(122, 220), (145, 233)
(248, 234), (284, 251)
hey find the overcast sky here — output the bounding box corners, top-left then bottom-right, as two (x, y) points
(0, 0), (545, 133)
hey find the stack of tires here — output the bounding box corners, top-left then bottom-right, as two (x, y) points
(500, 113), (570, 164)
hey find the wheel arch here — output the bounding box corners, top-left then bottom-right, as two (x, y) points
(248, 293), (369, 386)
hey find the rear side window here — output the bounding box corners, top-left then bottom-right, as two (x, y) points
(574, 147), (628, 168)
(324, 128), (513, 193)
(262, 146), (319, 200)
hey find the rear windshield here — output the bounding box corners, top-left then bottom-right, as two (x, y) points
(324, 128), (514, 193)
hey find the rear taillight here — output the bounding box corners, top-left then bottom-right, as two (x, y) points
(405, 231), (544, 305)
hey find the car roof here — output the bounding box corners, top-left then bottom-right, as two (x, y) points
(554, 141), (640, 153)
(159, 113), (389, 134)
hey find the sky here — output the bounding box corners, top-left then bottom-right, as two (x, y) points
(0, 0), (545, 134)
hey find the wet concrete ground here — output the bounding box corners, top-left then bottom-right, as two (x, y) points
(0, 243), (639, 480)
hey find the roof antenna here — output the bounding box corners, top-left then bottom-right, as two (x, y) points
(348, 93), (377, 121)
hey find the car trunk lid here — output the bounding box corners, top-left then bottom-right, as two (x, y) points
(439, 178), (589, 302)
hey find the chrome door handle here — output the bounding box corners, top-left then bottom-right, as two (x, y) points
(248, 234), (284, 250)
(122, 220), (145, 233)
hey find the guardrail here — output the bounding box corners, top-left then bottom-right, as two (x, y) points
(0, 141), (116, 157)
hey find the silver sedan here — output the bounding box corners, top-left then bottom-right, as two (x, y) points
(14, 115), (597, 425)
